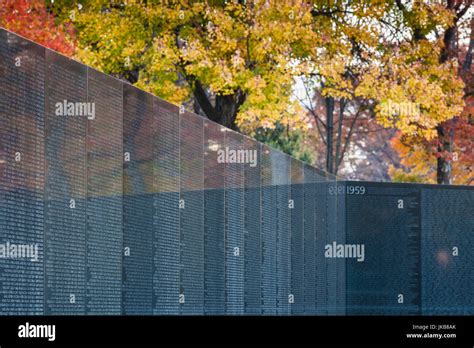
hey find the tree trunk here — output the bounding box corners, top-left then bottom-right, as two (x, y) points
(193, 96), (201, 115)
(462, 16), (473, 73)
(325, 96), (335, 174)
(436, 123), (453, 184)
(334, 99), (345, 175)
(435, 7), (459, 184)
(192, 80), (245, 130)
(215, 94), (240, 130)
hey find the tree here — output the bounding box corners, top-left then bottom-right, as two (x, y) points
(388, 1), (473, 185)
(358, 0), (470, 184)
(296, 1), (417, 176)
(301, 93), (399, 181)
(0, 0), (75, 56)
(296, 80), (378, 176)
(293, 1), (467, 182)
(61, 0), (318, 132)
(288, 1), (391, 175)
(254, 122), (313, 164)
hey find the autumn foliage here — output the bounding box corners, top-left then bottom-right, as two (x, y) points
(0, 0), (471, 185)
(0, 0), (75, 56)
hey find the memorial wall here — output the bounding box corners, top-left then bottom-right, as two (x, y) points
(0, 28), (472, 315)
